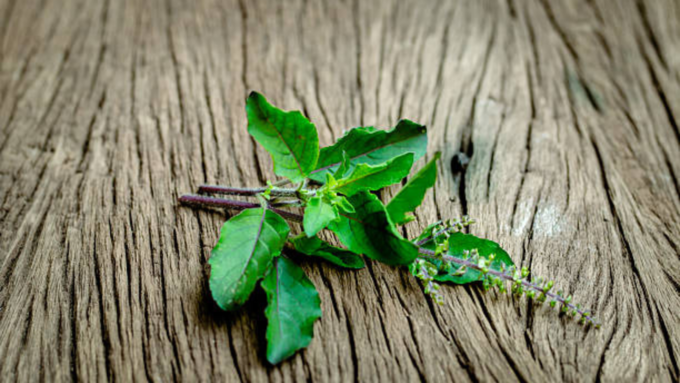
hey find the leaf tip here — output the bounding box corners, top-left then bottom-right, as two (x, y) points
(396, 118), (427, 133)
(247, 90), (262, 100)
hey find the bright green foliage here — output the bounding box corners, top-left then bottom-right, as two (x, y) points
(246, 92), (319, 183)
(301, 172), (358, 237)
(184, 92), (599, 366)
(387, 152), (440, 225)
(303, 196), (339, 237)
(332, 153), (414, 196)
(262, 257), (322, 364)
(290, 235), (365, 269)
(209, 208), (290, 310)
(309, 120), (427, 182)
(418, 232), (514, 284)
(328, 191), (419, 265)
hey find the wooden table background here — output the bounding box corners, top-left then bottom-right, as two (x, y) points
(1, 0), (678, 381)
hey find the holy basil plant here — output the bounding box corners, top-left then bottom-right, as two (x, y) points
(179, 92), (600, 365)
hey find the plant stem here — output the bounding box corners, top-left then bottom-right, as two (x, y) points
(198, 184), (301, 197)
(417, 248), (598, 326)
(198, 185), (266, 196)
(178, 194), (303, 222)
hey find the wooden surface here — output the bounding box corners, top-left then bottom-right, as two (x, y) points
(1, 0), (679, 381)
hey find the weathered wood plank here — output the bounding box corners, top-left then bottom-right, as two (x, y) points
(0, 0), (678, 381)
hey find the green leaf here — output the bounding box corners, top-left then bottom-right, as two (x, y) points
(209, 208), (290, 310)
(319, 183), (356, 213)
(418, 232), (514, 284)
(303, 196), (339, 237)
(387, 152), (440, 225)
(332, 153), (414, 196)
(328, 191), (419, 265)
(332, 195), (355, 213)
(246, 92), (319, 182)
(309, 120), (427, 182)
(290, 235), (365, 269)
(262, 257), (322, 364)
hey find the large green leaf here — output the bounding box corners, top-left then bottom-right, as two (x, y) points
(290, 235), (365, 269)
(387, 152), (440, 225)
(309, 120), (427, 182)
(246, 92), (319, 182)
(417, 232), (514, 284)
(328, 191), (419, 266)
(209, 208), (290, 311)
(332, 153), (414, 196)
(303, 196), (339, 237)
(262, 257), (322, 364)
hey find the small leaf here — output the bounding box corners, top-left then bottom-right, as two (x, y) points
(303, 196), (339, 237)
(309, 120), (427, 182)
(328, 191), (419, 265)
(209, 208), (290, 310)
(332, 153), (414, 197)
(333, 151), (351, 178)
(418, 232), (514, 284)
(262, 257), (322, 364)
(246, 92), (319, 182)
(291, 235), (365, 269)
(387, 152), (440, 225)
(332, 195), (355, 213)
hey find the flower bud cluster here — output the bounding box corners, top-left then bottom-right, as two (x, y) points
(417, 246), (601, 328)
(413, 259), (444, 305)
(415, 216), (475, 246)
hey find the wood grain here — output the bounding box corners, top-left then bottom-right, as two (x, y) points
(0, 0), (678, 381)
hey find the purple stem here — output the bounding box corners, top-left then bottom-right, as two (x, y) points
(178, 194), (303, 222)
(198, 184), (301, 197)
